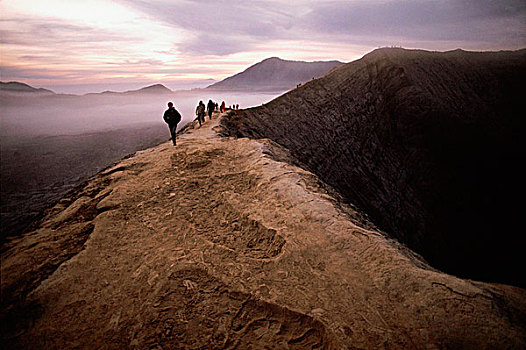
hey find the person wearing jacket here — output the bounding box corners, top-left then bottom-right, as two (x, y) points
(195, 101), (205, 126)
(163, 102), (182, 146)
(207, 99), (215, 120)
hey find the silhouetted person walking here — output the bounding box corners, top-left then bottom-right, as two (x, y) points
(196, 101), (205, 126)
(220, 101), (226, 113)
(163, 102), (181, 146)
(207, 99), (215, 120)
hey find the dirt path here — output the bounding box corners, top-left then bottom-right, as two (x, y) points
(2, 112), (525, 349)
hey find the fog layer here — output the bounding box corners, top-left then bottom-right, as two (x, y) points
(0, 90), (281, 242)
(0, 91), (279, 139)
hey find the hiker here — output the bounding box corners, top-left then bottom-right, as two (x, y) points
(236, 104), (239, 110)
(163, 102), (181, 146)
(207, 99), (215, 120)
(220, 101), (226, 113)
(215, 102), (219, 111)
(195, 100), (206, 126)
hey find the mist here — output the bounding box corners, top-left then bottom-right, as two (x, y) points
(0, 90), (282, 242)
(0, 90), (279, 140)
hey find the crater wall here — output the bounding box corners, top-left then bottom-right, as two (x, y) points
(222, 48), (526, 287)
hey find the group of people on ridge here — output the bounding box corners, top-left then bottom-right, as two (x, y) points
(163, 99), (232, 146)
(195, 99), (220, 127)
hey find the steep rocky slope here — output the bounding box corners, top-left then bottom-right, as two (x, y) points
(1, 113), (525, 348)
(207, 57), (342, 92)
(222, 48), (526, 287)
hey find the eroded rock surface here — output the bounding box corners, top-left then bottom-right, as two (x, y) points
(1, 112), (525, 348)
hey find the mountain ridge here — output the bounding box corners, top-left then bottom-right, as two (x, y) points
(221, 47), (526, 287)
(0, 81), (174, 97)
(2, 55), (344, 97)
(0, 81), (55, 95)
(83, 83), (173, 96)
(207, 56), (343, 92)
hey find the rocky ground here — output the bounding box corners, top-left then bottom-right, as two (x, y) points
(1, 112), (525, 349)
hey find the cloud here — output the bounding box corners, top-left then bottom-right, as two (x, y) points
(178, 33), (257, 56)
(119, 0), (526, 57)
(300, 0), (526, 46)
(123, 0), (292, 36)
(0, 59), (225, 85)
(119, 0), (297, 55)
(0, 65), (68, 81)
(0, 18), (136, 46)
(2, 0), (525, 92)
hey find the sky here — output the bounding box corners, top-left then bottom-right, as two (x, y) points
(1, 0), (525, 94)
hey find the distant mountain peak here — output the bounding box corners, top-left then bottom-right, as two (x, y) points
(262, 57), (283, 62)
(0, 81), (55, 95)
(135, 84), (172, 93)
(207, 57), (343, 92)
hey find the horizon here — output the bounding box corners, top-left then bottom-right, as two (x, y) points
(0, 55), (345, 95)
(0, 79), (206, 95)
(4, 46), (526, 96)
(1, 0), (525, 94)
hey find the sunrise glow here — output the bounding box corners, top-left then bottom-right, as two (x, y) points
(1, 0), (525, 93)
